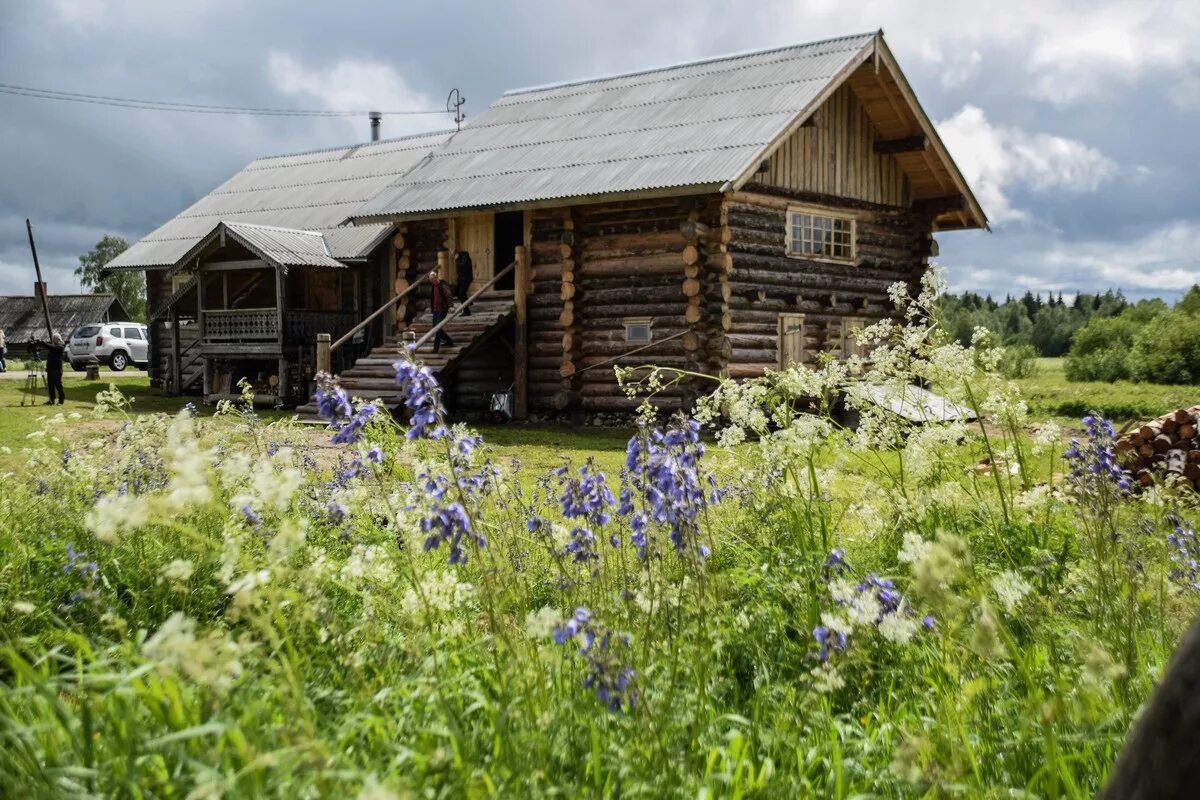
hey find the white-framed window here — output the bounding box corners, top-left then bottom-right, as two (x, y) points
(623, 317), (653, 344)
(841, 317), (866, 359)
(786, 207), (855, 262)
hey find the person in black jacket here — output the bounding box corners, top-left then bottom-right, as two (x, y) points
(35, 333), (66, 404)
(454, 250), (473, 316)
(428, 270), (456, 353)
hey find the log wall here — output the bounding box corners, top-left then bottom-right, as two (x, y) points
(720, 184), (931, 377)
(449, 334), (514, 413)
(761, 83), (910, 207)
(525, 195), (721, 412)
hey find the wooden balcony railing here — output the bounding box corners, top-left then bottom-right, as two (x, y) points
(202, 308), (276, 341)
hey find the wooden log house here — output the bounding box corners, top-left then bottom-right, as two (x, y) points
(106, 31), (985, 416)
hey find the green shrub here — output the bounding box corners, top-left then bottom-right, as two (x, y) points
(997, 344), (1039, 378)
(1064, 315), (1140, 382)
(1130, 310), (1200, 384)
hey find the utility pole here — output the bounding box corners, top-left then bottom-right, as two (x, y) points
(25, 219), (53, 338)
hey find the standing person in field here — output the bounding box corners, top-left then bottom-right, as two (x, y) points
(36, 333), (66, 405)
(454, 250), (473, 316)
(428, 270), (456, 353)
(0, 327), (7, 372)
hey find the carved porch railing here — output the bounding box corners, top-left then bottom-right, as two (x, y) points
(201, 308), (277, 341)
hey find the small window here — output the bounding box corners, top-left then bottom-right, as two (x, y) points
(109, 327), (122, 338)
(623, 317), (652, 344)
(123, 327), (143, 340)
(75, 325), (100, 339)
(787, 208), (854, 262)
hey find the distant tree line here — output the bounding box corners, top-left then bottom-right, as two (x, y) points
(938, 286), (1200, 384)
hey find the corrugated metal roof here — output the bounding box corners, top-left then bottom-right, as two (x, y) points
(354, 33), (875, 218)
(0, 293), (130, 344)
(107, 130), (452, 270)
(223, 222), (344, 269)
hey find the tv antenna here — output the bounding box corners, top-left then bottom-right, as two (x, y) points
(446, 88), (466, 130)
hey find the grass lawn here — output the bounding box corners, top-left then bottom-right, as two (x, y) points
(1016, 357), (1199, 423)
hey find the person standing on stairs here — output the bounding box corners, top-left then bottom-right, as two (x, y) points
(454, 250), (473, 317)
(429, 270), (457, 353)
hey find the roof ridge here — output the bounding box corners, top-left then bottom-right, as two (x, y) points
(502, 31), (876, 97)
(222, 220), (323, 235)
(245, 129), (457, 165)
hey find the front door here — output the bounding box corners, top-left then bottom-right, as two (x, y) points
(778, 313), (805, 369)
(455, 213), (494, 290)
(492, 211), (523, 291)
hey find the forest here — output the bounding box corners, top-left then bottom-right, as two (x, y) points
(938, 285), (1200, 383)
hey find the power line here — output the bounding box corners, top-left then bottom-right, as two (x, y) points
(0, 81), (450, 117)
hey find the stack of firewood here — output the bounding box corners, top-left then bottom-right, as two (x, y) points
(1117, 406), (1200, 488)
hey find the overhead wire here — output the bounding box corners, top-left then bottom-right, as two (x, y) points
(0, 81), (449, 117)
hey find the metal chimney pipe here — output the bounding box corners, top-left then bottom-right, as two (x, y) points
(369, 111), (382, 141)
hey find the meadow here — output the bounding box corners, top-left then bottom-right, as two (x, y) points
(1, 279), (1197, 797)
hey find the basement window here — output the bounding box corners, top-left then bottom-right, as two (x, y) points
(786, 207), (855, 262)
(623, 317), (653, 344)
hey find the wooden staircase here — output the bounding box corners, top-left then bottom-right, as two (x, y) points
(296, 290), (515, 414)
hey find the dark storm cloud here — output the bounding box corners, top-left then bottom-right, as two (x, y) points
(1, 0), (1198, 300)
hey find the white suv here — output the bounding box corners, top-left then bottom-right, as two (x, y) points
(68, 322), (149, 372)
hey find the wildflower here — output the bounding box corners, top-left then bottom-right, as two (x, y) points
(1167, 520), (1200, 592)
(811, 663), (846, 693)
(366, 446), (385, 464)
(357, 776), (401, 800)
(878, 612), (919, 644)
(86, 492), (149, 545)
(812, 625), (848, 662)
(158, 558), (195, 590)
(142, 612), (245, 692)
(991, 570), (1032, 614)
(420, 501), (484, 565)
(393, 358), (449, 440)
(341, 544), (395, 585)
(11, 601), (35, 615)
(897, 532), (931, 565)
(1064, 412), (1131, 493)
(401, 569), (474, 617)
(524, 606), (562, 639)
(226, 569), (272, 608)
(621, 418), (723, 562)
(554, 607), (637, 712)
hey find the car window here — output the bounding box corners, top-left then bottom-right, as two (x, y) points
(109, 327), (122, 337)
(123, 327), (143, 340)
(76, 325), (100, 338)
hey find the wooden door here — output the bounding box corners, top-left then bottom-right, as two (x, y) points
(455, 213), (494, 289)
(778, 313), (806, 369)
(841, 317), (865, 359)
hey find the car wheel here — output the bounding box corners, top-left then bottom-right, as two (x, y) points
(110, 351), (129, 371)
(69, 361), (82, 372)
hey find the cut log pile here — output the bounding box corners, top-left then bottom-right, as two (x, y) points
(1117, 406), (1200, 488)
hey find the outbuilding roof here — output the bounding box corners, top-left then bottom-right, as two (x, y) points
(0, 293), (131, 344)
(106, 130), (452, 270)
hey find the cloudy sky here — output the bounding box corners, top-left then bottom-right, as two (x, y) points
(1, 0), (1198, 301)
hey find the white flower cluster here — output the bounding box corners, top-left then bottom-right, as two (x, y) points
(991, 570), (1032, 614)
(165, 411), (214, 511)
(524, 606), (562, 639)
(85, 492), (150, 546)
(402, 569), (474, 617)
(341, 544), (396, 587)
(158, 559), (195, 592)
(142, 612), (247, 692)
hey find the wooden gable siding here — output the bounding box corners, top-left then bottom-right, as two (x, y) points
(717, 186), (930, 377)
(760, 83), (910, 208)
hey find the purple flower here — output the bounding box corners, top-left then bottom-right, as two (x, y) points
(1064, 412), (1130, 494)
(393, 358), (450, 441)
(619, 418), (722, 561)
(554, 607), (637, 712)
(1168, 519), (1200, 592)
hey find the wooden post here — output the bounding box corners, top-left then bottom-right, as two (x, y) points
(316, 333), (331, 375)
(437, 250), (449, 280)
(514, 244), (529, 420)
(274, 267), (285, 351)
(170, 307), (182, 395)
(277, 357), (288, 403)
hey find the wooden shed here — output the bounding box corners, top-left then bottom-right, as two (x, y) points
(106, 31), (985, 416)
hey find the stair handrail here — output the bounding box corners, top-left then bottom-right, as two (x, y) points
(331, 272), (430, 353)
(149, 274), (198, 321)
(413, 261), (515, 351)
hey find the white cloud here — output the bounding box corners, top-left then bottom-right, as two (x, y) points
(944, 220), (1200, 298)
(266, 52), (446, 137)
(936, 105), (1117, 223)
(758, 0), (1200, 105)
